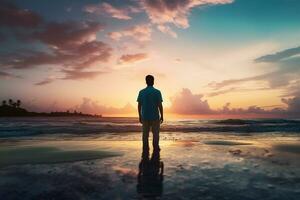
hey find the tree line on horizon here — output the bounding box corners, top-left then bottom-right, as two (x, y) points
(0, 99), (102, 117)
(2, 99), (22, 108)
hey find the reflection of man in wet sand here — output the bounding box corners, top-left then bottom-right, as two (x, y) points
(137, 150), (164, 198)
(137, 75), (163, 152)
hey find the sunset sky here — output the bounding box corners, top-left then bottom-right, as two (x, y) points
(1, 0), (300, 118)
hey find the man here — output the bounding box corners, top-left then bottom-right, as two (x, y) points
(137, 75), (163, 152)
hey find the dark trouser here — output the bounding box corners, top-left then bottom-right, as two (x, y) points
(142, 120), (160, 150)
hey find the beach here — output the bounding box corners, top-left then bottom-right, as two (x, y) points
(0, 117), (300, 200)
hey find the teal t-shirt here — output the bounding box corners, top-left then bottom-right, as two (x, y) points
(137, 86), (163, 120)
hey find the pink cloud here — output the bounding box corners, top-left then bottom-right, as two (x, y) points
(73, 98), (135, 115)
(142, 0), (233, 35)
(119, 53), (148, 64)
(169, 88), (212, 114)
(168, 88), (300, 117)
(108, 24), (152, 42)
(84, 2), (139, 20)
(157, 25), (177, 38)
(61, 69), (105, 80)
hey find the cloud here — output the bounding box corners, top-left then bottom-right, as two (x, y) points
(157, 25), (177, 38)
(61, 69), (105, 80)
(118, 53), (148, 64)
(33, 21), (103, 49)
(0, 20), (112, 70)
(0, 71), (21, 79)
(168, 88), (296, 116)
(208, 72), (276, 90)
(169, 88), (213, 114)
(0, 1), (43, 28)
(0, 1), (113, 83)
(108, 24), (152, 42)
(207, 87), (237, 97)
(255, 46), (300, 63)
(208, 46), (300, 92)
(35, 76), (56, 86)
(35, 69), (106, 86)
(1, 40), (112, 70)
(282, 95), (300, 116)
(84, 2), (139, 20)
(141, 0), (233, 35)
(73, 98), (135, 115)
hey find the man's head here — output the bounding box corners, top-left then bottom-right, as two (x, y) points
(145, 75), (154, 86)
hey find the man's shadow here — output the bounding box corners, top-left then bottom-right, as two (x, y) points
(137, 149), (164, 198)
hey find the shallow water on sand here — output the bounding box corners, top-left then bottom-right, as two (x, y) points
(0, 132), (299, 200)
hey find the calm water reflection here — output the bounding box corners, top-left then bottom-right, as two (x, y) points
(137, 149), (164, 199)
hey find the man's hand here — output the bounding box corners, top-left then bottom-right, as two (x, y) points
(160, 116), (164, 124)
(138, 102), (142, 124)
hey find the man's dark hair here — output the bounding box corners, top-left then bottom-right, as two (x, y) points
(145, 75), (154, 86)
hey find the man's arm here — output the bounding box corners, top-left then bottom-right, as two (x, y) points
(138, 102), (142, 124)
(158, 102), (163, 123)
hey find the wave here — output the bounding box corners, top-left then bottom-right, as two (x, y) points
(215, 118), (300, 125)
(0, 117), (299, 137)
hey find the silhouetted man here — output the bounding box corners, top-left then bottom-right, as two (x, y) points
(137, 75), (163, 151)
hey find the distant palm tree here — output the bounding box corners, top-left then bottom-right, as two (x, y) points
(16, 100), (21, 108)
(8, 99), (13, 107)
(2, 100), (7, 106)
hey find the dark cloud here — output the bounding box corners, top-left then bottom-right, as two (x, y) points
(35, 69), (106, 86)
(33, 21), (104, 49)
(0, 1), (43, 28)
(0, 2), (112, 84)
(0, 71), (21, 79)
(282, 96), (300, 116)
(255, 46), (300, 63)
(35, 77), (55, 86)
(119, 53), (148, 64)
(0, 39), (112, 70)
(0, 19), (112, 85)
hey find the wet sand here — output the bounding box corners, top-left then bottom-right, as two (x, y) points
(0, 132), (299, 200)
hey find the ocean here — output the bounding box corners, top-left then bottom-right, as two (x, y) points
(0, 117), (300, 137)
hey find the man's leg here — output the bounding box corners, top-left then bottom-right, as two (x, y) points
(152, 120), (160, 151)
(142, 120), (150, 151)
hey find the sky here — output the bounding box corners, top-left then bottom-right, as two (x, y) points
(0, 0), (300, 118)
